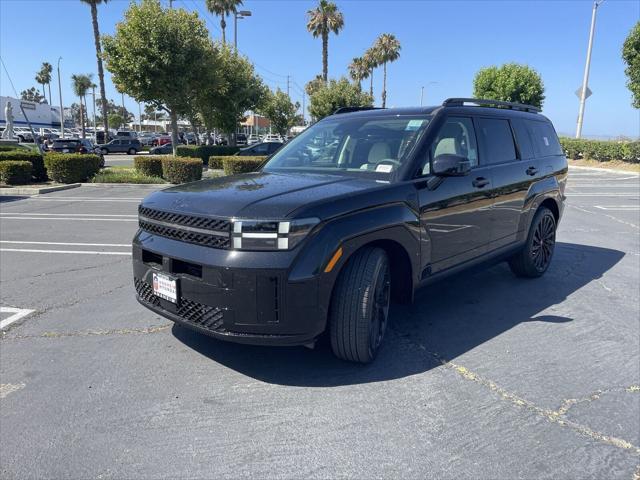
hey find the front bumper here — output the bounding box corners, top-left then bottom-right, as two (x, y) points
(132, 232), (327, 346)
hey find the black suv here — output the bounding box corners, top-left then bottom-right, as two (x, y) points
(133, 98), (567, 363)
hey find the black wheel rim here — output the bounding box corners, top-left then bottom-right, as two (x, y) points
(531, 214), (555, 271)
(370, 264), (391, 352)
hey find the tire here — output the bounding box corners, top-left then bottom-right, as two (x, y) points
(101, 148), (109, 155)
(128, 148), (136, 155)
(329, 247), (391, 363)
(509, 206), (557, 278)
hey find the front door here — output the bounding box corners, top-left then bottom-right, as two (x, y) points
(417, 116), (495, 275)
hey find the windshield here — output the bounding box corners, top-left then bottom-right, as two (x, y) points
(263, 114), (431, 178)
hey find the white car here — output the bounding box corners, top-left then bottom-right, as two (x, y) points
(262, 134), (282, 143)
(247, 134), (260, 145)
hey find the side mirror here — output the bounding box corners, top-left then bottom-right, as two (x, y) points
(432, 154), (471, 177)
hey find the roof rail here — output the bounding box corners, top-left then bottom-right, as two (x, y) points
(442, 98), (540, 113)
(333, 106), (384, 115)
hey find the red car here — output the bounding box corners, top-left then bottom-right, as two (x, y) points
(152, 135), (172, 146)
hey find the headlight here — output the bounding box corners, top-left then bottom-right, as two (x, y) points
(231, 218), (320, 251)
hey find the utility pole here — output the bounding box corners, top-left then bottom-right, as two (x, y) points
(92, 85), (97, 143)
(57, 57), (64, 138)
(576, 0), (605, 139)
(138, 102), (142, 133)
(302, 93), (306, 124)
(287, 75), (290, 97)
(420, 86), (424, 107)
(234, 10), (251, 50)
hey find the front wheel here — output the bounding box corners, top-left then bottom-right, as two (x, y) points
(509, 206), (556, 278)
(329, 247), (391, 364)
(101, 148), (108, 155)
(128, 148), (136, 155)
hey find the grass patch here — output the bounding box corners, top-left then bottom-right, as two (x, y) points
(568, 159), (640, 173)
(92, 167), (166, 184)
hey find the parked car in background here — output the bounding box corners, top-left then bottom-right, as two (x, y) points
(235, 133), (248, 146)
(13, 127), (35, 143)
(262, 134), (282, 143)
(49, 138), (85, 153)
(152, 135), (172, 147)
(236, 141), (283, 156)
(184, 132), (197, 144)
(98, 138), (142, 155)
(247, 134), (260, 145)
(115, 130), (138, 139)
(138, 134), (156, 146)
(149, 143), (173, 155)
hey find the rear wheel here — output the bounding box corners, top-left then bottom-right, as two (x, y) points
(329, 247), (391, 364)
(127, 148), (136, 155)
(509, 206), (556, 278)
(101, 148), (109, 155)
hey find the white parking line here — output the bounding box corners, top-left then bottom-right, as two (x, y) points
(0, 213), (137, 217)
(594, 206), (640, 211)
(0, 307), (34, 330)
(568, 184), (640, 188)
(568, 193), (640, 197)
(0, 248), (131, 256)
(0, 217), (137, 222)
(24, 199), (141, 203)
(32, 196), (143, 200)
(0, 241), (131, 247)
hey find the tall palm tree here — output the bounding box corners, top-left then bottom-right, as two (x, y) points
(80, 0), (109, 135)
(35, 62), (53, 103)
(363, 48), (379, 98)
(71, 74), (93, 138)
(205, 0), (243, 44)
(306, 0), (344, 82)
(373, 33), (401, 108)
(348, 57), (369, 90)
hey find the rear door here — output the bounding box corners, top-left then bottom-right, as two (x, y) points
(417, 115), (495, 274)
(476, 116), (536, 249)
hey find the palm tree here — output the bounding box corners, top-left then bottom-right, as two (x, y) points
(348, 57), (369, 90)
(373, 34), (401, 108)
(71, 74), (93, 138)
(80, 0), (109, 135)
(205, 0), (243, 44)
(35, 62), (53, 103)
(363, 48), (379, 98)
(306, 0), (344, 82)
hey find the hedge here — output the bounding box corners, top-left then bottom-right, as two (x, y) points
(222, 156), (267, 175)
(176, 145), (241, 165)
(44, 153), (102, 183)
(134, 156), (164, 178)
(559, 138), (640, 163)
(0, 150), (46, 181)
(0, 161), (32, 185)
(161, 156), (203, 184)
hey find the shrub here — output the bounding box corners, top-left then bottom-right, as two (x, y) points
(625, 142), (640, 163)
(92, 167), (165, 184)
(176, 145), (241, 165)
(0, 144), (27, 152)
(559, 137), (640, 163)
(222, 156), (267, 175)
(0, 161), (32, 185)
(44, 153), (102, 183)
(134, 156), (163, 177)
(161, 156), (203, 184)
(0, 150), (46, 181)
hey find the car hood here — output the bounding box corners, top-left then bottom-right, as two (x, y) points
(141, 171), (382, 219)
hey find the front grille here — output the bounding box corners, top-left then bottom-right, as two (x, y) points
(138, 207), (231, 249)
(138, 206), (230, 232)
(135, 278), (226, 333)
(139, 220), (230, 249)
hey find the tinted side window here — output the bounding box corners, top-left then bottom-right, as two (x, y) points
(528, 121), (563, 157)
(425, 117), (478, 174)
(511, 119), (535, 160)
(477, 118), (517, 165)
(253, 143), (269, 154)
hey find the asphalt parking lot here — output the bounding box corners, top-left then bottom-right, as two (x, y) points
(1, 168), (639, 479)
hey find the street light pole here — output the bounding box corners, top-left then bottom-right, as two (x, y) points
(420, 86), (424, 106)
(576, 0), (605, 139)
(57, 56), (64, 138)
(234, 10), (252, 50)
(91, 85), (97, 143)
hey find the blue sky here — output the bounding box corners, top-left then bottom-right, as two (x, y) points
(1, 0), (638, 137)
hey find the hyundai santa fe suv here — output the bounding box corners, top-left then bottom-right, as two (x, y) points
(133, 98), (567, 363)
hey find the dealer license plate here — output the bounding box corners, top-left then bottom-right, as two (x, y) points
(152, 272), (177, 303)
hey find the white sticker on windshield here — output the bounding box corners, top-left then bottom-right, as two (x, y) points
(405, 120), (424, 131)
(376, 164), (393, 173)
(543, 136), (549, 146)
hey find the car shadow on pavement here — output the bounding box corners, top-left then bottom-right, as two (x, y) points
(0, 195), (29, 203)
(172, 242), (624, 386)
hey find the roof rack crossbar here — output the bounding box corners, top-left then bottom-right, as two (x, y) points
(442, 98), (540, 113)
(333, 106), (384, 115)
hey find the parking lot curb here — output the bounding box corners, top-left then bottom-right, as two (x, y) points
(568, 165), (640, 175)
(0, 183), (81, 196)
(79, 183), (167, 187)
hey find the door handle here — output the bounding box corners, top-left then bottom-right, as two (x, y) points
(526, 166), (538, 176)
(472, 177), (490, 188)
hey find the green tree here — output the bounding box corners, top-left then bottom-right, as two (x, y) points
(373, 33), (401, 108)
(197, 44), (267, 145)
(306, 0), (344, 82)
(103, 0), (216, 154)
(80, 0), (110, 134)
(305, 74), (325, 97)
(348, 57), (369, 90)
(473, 62), (545, 109)
(205, 0), (243, 44)
(71, 73), (93, 138)
(20, 87), (45, 103)
(308, 77), (373, 121)
(622, 21), (640, 109)
(260, 89), (301, 137)
(35, 62), (53, 103)
(108, 113), (125, 130)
